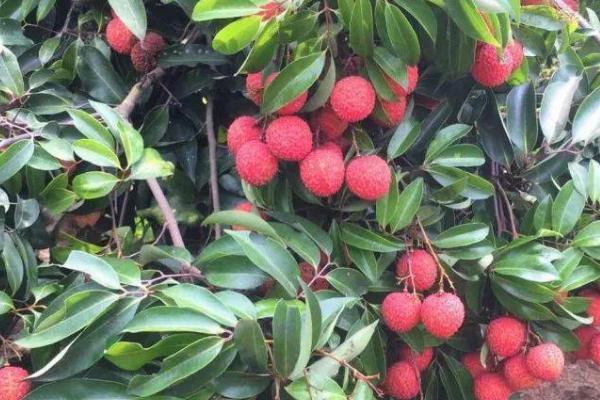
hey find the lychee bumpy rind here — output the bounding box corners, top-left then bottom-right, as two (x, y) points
(503, 353), (539, 391)
(384, 361), (421, 400)
(246, 72), (264, 105)
(266, 73), (308, 115)
(317, 103), (348, 140)
(525, 343), (564, 381)
(395, 249), (438, 292)
(589, 334), (600, 365)
(381, 292), (421, 333)
(473, 373), (512, 400)
(372, 97), (407, 128)
(0, 366), (31, 400)
(345, 155), (391, 201)
(471, 43), (514, 88)
(299, 146), (345, 197)
(330, 76), (376, 122)
(486, 316), (527, 358)
(399, 346), (433, 371)
(235, 140), (278, 186)
(130, 32), (166, 72)
(385, 65), (419, 99)
(420, 292), (465, 339)
(265, 116), (313, 161)
(227, 116), (262, 155)
(462, 352), (487, 378)
(572, 325), (598, 359)
(106, 18), (136, 55)
(507, 41), (524, 72)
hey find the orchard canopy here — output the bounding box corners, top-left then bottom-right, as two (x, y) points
(1, 0), (600, 400)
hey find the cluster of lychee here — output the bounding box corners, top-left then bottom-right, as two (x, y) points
(471, 40), (523, 88)
(228, 66), (419, 201)
(572, 288), (600, 365)
(462, 316), (565, 400)
(0, 365), (31, 400)
(382, 250), (466, 399)
(106, 11), (166, 72)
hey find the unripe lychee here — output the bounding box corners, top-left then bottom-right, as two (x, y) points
(372, 97), (407, 128)
(227, 116), (262, 155)
(385, 65), (419, 98)
(471, 43), (514, 88)
(381, 292), (421, 333)
(384, 361), (420, 400)
(106, 18), (136, 55)
(246, 72), (264, 105)
(503, 353), (539, 390)
(299, 146), (345, 197)
(265, 116), (313, 161)
(235, 140), (278, 186)
(399, 346), (434, 371)
(525, 343), (564, 381)
(572, 326), (598, 359)
(420, 292), (465, 339)
(507, 41), (524, 72)
(265, 73), (308, 115)
(473, 373), (512, 400)
(299, 261), (329, 291)
(395, 250), (438, 292)
(330, 76), (376, 122)
(485, 316), (527, 358)
(0, 366), (31, 400)
(462, 352), (487, 378)
(589, 334), (600, 365)
(345, 155), (391, 201)
(130, 32), (166, 72)
(315, 104), (348, 140)
(582, 289), (600, 326)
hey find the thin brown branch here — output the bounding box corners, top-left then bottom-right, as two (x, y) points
(116, 68), (166, 118)
(205, 96), (222, 239)
(0, 132), (40, 149)
(416, 218), (456, 293)
(495, 181), (519, 240)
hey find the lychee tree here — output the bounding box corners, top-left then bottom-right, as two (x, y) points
(1, 0), (600, 400)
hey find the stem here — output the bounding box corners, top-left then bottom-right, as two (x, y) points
(416, 218), (455, 293)
(0, 132), (40, 148)
(146, 178), (185, 248)
(495, 181), (519, 240)
(205, 96), (222, 239)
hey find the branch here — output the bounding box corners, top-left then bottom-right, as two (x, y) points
(205, 96), (222, 239)
(116, 68), (165, 117)
(0, 132), (40, 149)
(495, 181), (519, 240)
(553, 0), (600, 45)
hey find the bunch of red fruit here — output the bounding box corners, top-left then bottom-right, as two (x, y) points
(106, 10), (166, 72)
(471, 40), (524, 88)
(571, 288), (600, 364)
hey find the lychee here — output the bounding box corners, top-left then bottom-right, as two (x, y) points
(258, 1), (285, 20)
(572, 325), (598, 359)
(299, 261), (329, 291)
(384, 361), (420, 400)
(372, 97), (407, 128)
(330, 76), (376, 122)
(507, 41), (524, 72)
(395, 250), (439, 292)
(503, 353), (539, 390)
(130, 32), (166, 72)
(265, 73), (308, 115)
(473, 373), (512, 400)
(589, 334), (600, 365)
(299, 145), (345, 197)
(399, 346), (434, 371)
(227, 116), (262, 155)
(106, 18), (136, 55)
(485, 316), (527, 358)
(235, 140), (278, 186)
(525, 343), (564, 381)
(345, 155), (391, 201)
(471, 43), (514, 88)
(316, 103), (348, 140)
(462, 352), (487, 378)
(246, 72), (264, 105)
(582, 289), (600, 326)
(385, 65), (419, 98)
(381, 292), (421, 333)
(0, 366), (31, 400)
(231, 201), (268, 230)
(265, 116), (313, 161)
(522, 0), (578, 10)
(420, 292), (465, 339)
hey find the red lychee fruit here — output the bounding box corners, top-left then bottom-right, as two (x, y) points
(399, 346), (434, 371)
(345, 155), (391, 201)
(130, 32), (166, 72)
(299, 261), (329, 291)
(235, 140), (278, 186)
(372, 97), (407, 128)
(384, 361), (421, 400)
(265, 116), (313, 161)
(474, 373), (512, 400)
(589, 334), (600, 365)
(0, 366), (31, 400)
(265, 73), (308, 115)
(330, 76), (376, 122)
(522, 0), (578, 10)
(503, 353), (539, 391)
(485, 316), (527, 358)
(582, 289), (600, 326)
(319, 141), (343, 158)
(299, 145), (345, 197)
(227, 116), (262, 155)
(420, 292), (465, 339)
(316, 103), (348, 140)
(471, 43), (514, 88)
(231, 201), (268, 231)
(572, 326), (599, 359)
(525, 343), (564, 381)
(246, 72), (264, 105)
(258, 1), (285, 20)
(106, 18), (136, 55)
(395, 250), (439, 292)
(462, 352), (488, 378)
(507, 41), (524, 72)
(385, 65), (419, 98)
(381, 292), (421, 333)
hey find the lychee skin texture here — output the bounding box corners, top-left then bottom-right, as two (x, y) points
(345, 155), (391, 201)
(503, 353), (539, 391)
(246, 72), (264, 105)
(317, 104), (348, 140)
(235, 140), (278, 186)
(474, 373), (512, 400)
(266, 73), (308, 115)
(265, 116), (313, 161)
(385, 65), (419, 98)
(384, 361), (421, 400)
(525, 343), (565, 381)
(486, 316), (527, 358)
(227, 116), (262, 155)
(0, 366), (31, 400)
(299, 262), (329, 291)
(462, 352), (487, 378)
(106, 18), (136, 55)
(381, 292), (421, 333)
(572, 326), (598, 359)
(130, 32), (166, 72)
(582, 289), (600, 326)
(589, 334), (600, 365)
(507, 41), (524, 72)
(420, 292), (465, 339)
(330, 76), (376, 122)
(372, 97), (407, 128)
(398, 346), (434, 371)
(471, 43), (514, 88)
(300, 146), (345, 197)
(396, 249), (438, 292)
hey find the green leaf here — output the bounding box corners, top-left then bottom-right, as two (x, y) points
(326, 268), (370, 297)
(341, 222), (404, 252)
(63, 251), (121, 290)
(108, 0), (147, 40)
(68, 110), (115, 149)
(235, 319), (269, 372)
(433, 223), (489, 249)
(273, 301), (302, 379)
(14, 197), (39, 229)
(425, 124), (472, 162)
(141, 106), (169, 146)
(76, 46), (126, 103)
(2, 233), (23, 295)
(539, 67), (582, 144)
(269, 212), (333, 255)
(0, 140), (34, 185)
(388, 118), (421, 159)
(204, 210), (279, 239)
(129, 148), (174, 180)
(238, 20), (279, 73)
(552, 181), (585, 235)
(347, 247), (380, 283)
(492, 282), (555, 321)
(37, 0), (57, 21)
(493, 255), (560, 282)
(286, 376), (346, 400)
(0, 19), (33, 46)
(158, 44), (228, 68)
(0, 45), (24, 96)
(384, 3), (420, 64)
(303, 56), (336, 112)
(427, 165), (494, 200)
(0, 290), (13, 314)
(215, 290), (256, 320)
(506, 82), (538, 153)
(391, 178), (424, 232)
(589, 160), (600, 205)
(72, 139), (120, 169)
(272, 223), (321, 267)
(573, 221), (600, 248)
(213, 16), (261, 55)
(572, 85), (600, 144)
(262, 52), (325, 114)
(72, 171), (120, 200)
(192, 0), (259, 22)
(445, 0), (499, 46)
(24, 379), (134, 400)
(431, 144), (485, 167)
(39, 36), (60, 64)
(392, 0), (437, 42)
(350, 0), (374, 57)
(124, 306), (225, 334)
(117, 121), (144, 167)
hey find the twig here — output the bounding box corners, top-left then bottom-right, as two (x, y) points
(315, 349), (384, 396)
(205, 96), (222, 239)
(108, 192), (122, 256)
(0, 132), (40, 148)
(116, 68), (166, 117)
(59, 2), (76, 35)
(553, 0), (600, 45)
(495, 181), (519, 240)
(416, 218), (456, 293)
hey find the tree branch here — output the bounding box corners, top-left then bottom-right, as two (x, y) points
(205, 96), (222, 239)
(0, 132), (40, 149)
